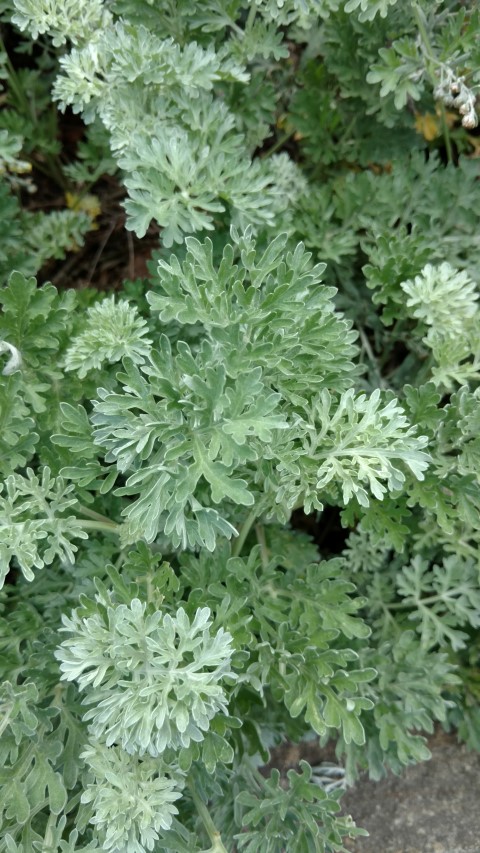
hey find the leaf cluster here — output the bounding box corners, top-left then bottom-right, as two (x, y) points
(1, 0), (480, 851)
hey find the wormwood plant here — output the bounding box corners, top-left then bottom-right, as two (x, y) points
(1, 0), (480, 851)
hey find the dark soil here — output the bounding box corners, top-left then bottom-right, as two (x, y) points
(32, 171), (159, 291)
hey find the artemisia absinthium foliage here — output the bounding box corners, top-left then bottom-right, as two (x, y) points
(0, 0), (479, 850)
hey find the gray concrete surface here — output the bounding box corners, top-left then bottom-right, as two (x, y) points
(342, 729), (480, 853)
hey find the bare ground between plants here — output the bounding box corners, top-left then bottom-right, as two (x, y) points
(343, 728), (480, 853)
(269, 728), (480, 853)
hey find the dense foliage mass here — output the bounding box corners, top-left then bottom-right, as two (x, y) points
(1, 1), (480, 851)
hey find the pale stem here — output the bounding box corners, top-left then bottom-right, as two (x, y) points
(76, 504), (117, 525)
(358, 327), (387, 389)
(232, 505), (260, 557)
(0, 704), (13, 739)
(188, 779), (229, 853)
(245, 4), (257, 30)
(255, 523), (270, 568)
(78, 519), (120, 534)
(261, 130), (296, 159)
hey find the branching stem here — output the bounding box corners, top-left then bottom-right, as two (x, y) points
(358, 327), (387, 389)
(188, 779), (229, 853)
(388, 590), (463, 610)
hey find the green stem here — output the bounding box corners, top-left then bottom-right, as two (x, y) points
(387, 590), (460, 610)
(230, 19), (245, 37)
(0, 704), (13, 740)
(0, 36), (30, 116)
(232, 505), (260, 557)
(77, 504), (117, 525)
(0, 36), (67, 186)
(411, 2), (434, 58)
(255, 524), (270, 569)
(79, 519), (120, 534)
(261, 129), (296, 159)
(411, 2), (453, 162)
(358, 327), (387, 389)
(245, 4), (257, 30)
(43, 812), (57, 845)
(188, 779), (229, 853)
(43, 152), (68, 190)
(438, 101), (453, 163)
(115, 550), (126, 570)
